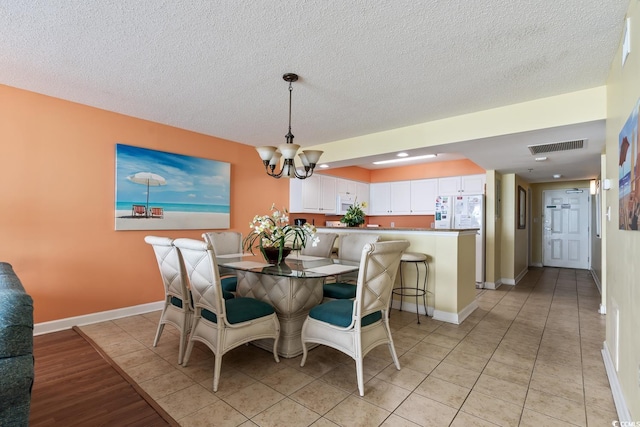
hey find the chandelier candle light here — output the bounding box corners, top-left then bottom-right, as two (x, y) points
(256, 73), (323, 179)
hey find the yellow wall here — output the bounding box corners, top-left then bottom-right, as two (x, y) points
(485, 170), (502, 286)
(0, 84), (290, 323)
(604, 0), (640, 417)
(496, 174), (531, 284)
(514, 177), (531, 281)
(309, 88), (607, 164)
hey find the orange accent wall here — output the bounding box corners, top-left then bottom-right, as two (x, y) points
(0, 84), (290, 323)
(319, 166), (371, 182)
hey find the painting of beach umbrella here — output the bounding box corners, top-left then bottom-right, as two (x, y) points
(127, 172), (166, 217)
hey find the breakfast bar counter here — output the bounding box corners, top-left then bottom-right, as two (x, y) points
(316, 227), (478, 324)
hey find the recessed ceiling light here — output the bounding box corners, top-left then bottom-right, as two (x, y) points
(535, 156), (548, 162)
(397, 152), (409, 157)
(319, 164), (329, 168)
(373, 154), (437, 165)
(553, 174), (562, 179)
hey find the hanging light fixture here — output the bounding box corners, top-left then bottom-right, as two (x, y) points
(255, 73), (323, 179)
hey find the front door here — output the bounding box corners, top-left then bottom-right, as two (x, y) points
(542, 189), (590, 269)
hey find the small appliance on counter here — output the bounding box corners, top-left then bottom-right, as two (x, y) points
(294, 218), (307, 226)
(325, 220), (346, 227)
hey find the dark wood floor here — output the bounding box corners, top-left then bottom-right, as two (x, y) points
(30, 328), (177, 427)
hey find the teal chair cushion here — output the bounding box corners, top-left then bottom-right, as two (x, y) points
(221, 276), (237, 293)
(201, 297), (275, 325)
(323, 282), (357, 299)
(171, 291), (233, 309)
(309, 299), (382, 328)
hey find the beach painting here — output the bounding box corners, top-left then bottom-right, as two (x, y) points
(115, 144), (230, 231)
(619, 100), (639, 230)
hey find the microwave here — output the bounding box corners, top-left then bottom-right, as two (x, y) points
(337, 193), (356, 215)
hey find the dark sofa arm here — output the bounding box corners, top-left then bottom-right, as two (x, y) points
(0, 262), (35, 426)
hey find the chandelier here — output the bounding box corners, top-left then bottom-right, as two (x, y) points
(255, 73), (323, 179)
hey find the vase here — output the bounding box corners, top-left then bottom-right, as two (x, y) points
(261, 247), (292, 264)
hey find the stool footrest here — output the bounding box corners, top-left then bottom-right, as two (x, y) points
(392, 287), (429, 297)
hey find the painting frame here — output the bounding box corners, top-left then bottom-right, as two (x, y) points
(114, 144), (231, 231)
(618, 99), (639, 230)
(517, 185), (526, 229)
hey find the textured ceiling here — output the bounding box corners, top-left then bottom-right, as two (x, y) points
(0, 1), (628, 182)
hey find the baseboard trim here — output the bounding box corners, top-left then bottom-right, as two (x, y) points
(483, 280), (502, 290)
(530, 262), (543, 268)
(602, 342), (631, 422)
(34, 301), (164, 336)
(391, 300), (434, 317)
(432, 300), (478, 325)
(590, 268), (602, 295)
(514, 268), (528, 285)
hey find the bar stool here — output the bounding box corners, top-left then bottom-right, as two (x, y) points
(392, 252), (430, 323)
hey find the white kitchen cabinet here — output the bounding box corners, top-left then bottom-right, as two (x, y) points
(356, 181), (370, 213)
(437, 176), (461, 195)
(290, 174), (337, 214)
(462, 174), (486, 194)
(369, 181), (411, 215)
(336, 178), (357, 196)
(410, 179), (438, 215)
(319, 175), (337, 212)
(369, 183), (390, 215)
(438, 174), (486, 195)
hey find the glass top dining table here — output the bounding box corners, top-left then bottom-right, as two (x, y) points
(214, 251), (360, 279)
(214, 251), (359, 358)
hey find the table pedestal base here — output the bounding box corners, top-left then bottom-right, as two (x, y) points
(236, 271), (324, 358)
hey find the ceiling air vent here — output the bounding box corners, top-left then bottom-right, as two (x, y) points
(528, 139), (586, 155)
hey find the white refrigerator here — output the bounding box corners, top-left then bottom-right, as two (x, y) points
(434, 194), (485, 287)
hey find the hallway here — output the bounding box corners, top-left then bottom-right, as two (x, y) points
(79, 267), (617, 426)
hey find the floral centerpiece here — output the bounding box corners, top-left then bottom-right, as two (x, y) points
(243, 203), (318, 264)
(340, 199), (367, 227)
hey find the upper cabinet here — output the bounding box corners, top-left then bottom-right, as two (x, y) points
(410, 179), (438, 215)
(369, 181), (411, 215)
(336, 178), (357, 196)
(355, 181), (370, 213)
(290, 174), (337, 214)
(437, 174), (486, 195)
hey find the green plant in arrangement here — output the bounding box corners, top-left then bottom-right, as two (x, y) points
(340, 199), (367, 227)
(242, 203), (318, 264)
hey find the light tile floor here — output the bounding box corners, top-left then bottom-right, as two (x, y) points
(80, 267), (618, 427)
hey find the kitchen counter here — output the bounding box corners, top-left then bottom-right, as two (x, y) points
(316, 226), (477, 324)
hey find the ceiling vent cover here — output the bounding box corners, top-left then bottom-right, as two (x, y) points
(528, 139), (586, 155)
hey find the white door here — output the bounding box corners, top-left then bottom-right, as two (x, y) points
(543, 189), (590, 269)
